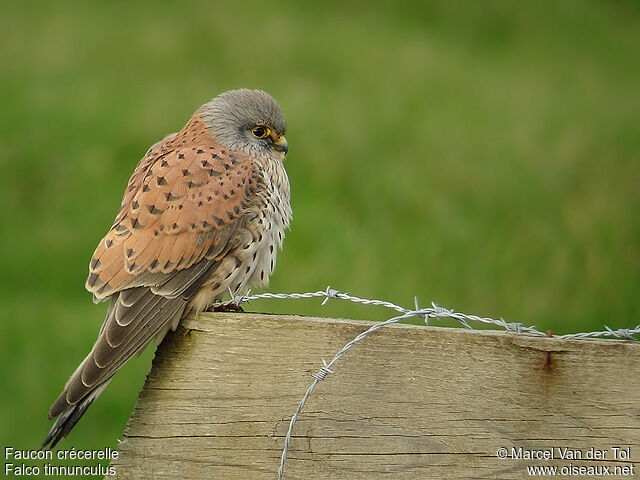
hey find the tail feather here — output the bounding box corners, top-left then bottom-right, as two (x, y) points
(42, 290), (187, 448)
(41, 382), (109, 450)
(42, 256), (215, 449)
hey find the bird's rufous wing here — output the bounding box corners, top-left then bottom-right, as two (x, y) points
(86, 115), (260, 301)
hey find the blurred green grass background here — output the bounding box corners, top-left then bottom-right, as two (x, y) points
(1, 0), (638, 475)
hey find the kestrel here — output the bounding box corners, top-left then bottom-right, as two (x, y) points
(42, 89), (291, 449)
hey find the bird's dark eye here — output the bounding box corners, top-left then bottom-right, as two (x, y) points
(251, 126), (270, 139)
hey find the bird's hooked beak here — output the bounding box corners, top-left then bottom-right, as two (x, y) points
(271, 133), (288, 154)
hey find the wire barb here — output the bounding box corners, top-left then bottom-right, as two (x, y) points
(604, 326), (637, 340)
(321, 286), (340, 306)
(312, 358), (334, 381)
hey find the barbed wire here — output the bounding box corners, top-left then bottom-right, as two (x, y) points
(218, 285), (639, 341)
(214, 285), (639, 479)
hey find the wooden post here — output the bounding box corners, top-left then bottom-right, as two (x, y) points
(108, 312), (640, 479)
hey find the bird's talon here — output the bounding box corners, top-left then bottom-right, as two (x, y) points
(211, 303), (244, 313)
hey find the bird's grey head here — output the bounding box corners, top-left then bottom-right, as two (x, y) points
(200, 89), (288, 158)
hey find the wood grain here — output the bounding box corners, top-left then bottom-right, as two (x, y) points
(108, 313), (640, 479)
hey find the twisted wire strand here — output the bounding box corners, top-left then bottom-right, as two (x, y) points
(216, 286), (639, 340)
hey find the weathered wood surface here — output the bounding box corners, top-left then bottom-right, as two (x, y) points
(109, 312), (640, 479)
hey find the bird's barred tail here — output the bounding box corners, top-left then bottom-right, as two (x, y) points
(41, 382), (109, 450)
(41, 288), (188, 449)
